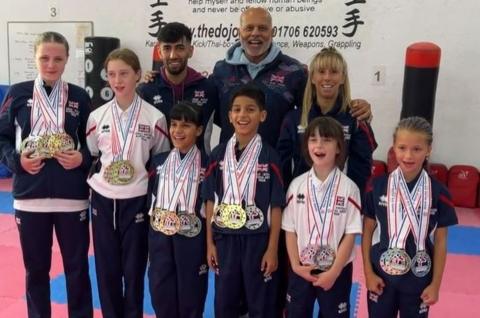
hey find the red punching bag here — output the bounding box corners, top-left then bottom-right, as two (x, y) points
(388, 42), (441, 169)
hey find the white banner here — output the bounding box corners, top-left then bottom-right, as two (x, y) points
(143, 0), (369, 74)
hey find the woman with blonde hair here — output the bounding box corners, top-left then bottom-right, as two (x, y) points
(277, 47), (376, 194)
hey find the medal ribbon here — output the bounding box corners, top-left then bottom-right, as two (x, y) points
(386, 168), (427, 250)
(31, 76), (68, 136)
(155, 146), (201, 214)
(306, 168), (340, 247)
(222, 134), (262, 206)
(398, 169), (431, 251)
(110, 95), (141, 162)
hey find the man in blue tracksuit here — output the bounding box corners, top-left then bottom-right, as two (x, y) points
(137, 22), (217, 153)
(209, 8), (307, 147)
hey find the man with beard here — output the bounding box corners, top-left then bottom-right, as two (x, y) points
(210, 7), (371, 147)
(138, 22), (216, 153)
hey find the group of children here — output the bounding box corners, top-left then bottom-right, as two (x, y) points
(0, 30), (457, 318)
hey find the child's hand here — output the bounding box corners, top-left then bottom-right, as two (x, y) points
(292, 264), (317, 283)
(207, 242), (219, 275)
(261, 248), (278, 277)
(421, 283), (439, 305)
(20, 150), (45, 174)
(313, 269), (339, 291)
(365, 272), (385, 295)
(54, 150), (83, 170)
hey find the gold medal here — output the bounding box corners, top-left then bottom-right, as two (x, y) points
(103, 160), (135, 185)
(213, 203), (227, 228)
(46, 132), (75, 156)
(150, 208), (165, 232)
(221, 204), (247, 229)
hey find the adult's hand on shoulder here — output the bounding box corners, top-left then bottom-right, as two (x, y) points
(143, 70), (159, 83)
(351, 99), (373, 122)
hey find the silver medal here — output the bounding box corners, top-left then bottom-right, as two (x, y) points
(379, 248), (411, 276)
(314, 245), (336, 271)
(411, 250), (431, 277)
(245, 205), (264, 230)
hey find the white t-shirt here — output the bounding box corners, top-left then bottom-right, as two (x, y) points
(86, 97), (169, 199)
(282, 167), (362, 265)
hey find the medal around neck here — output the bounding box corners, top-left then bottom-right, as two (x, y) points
(103, 160), (135, 185)
(152, 209), (180, 235)
(221, 203), (247, 229)
(177, 212), (202, 237)
(150, 208), (164, 232)
(300, 244), (336, 271)
(245, 205), (264, 230)
(45, 133), (75, 157)
(411, 250), (431, 277)
(20, 135), (48, 158)
(213, 204), (227, 228)
(379, 248), (412, 276)
(314, 245), (336, 271)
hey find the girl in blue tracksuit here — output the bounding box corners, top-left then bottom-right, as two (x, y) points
(362, 117), (457, 317)
(148, 101), (208, 318)
(277, 47), (376, 194)
(0, 31), (93, 318)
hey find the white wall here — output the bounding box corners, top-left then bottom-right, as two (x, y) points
(1, 0), (478, 167)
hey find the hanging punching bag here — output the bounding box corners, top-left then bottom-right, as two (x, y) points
(84, 36), (120, 109)
(387, 42), (441, 172)
(400, 42), (441, 124)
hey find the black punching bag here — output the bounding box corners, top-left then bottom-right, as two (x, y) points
(84, 37), (120, 109)
(401, 42), (441, 125)
(387, 42), (441, 173)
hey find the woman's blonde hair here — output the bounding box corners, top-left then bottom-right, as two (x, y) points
(300, 47), (351, 127)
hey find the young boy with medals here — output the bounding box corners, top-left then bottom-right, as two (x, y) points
(362, 117), (458, 317)
(282, 117), (362, 318)
(147, 101), (208, 318)
(86, 48), (169, 318)
(202, 84), (285, 318)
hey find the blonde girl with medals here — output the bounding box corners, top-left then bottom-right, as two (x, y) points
(362, 117), (457, 317)
(0, 31), (93, 318)
(86, 48), (169, 318)
(147, 101), (208, 318)
(282, 117), (362, 318)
